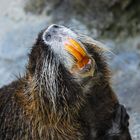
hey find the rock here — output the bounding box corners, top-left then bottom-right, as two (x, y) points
(0, 0), (140, 139)
(24, 0), (140, 38)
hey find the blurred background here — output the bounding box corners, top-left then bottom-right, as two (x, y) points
(0, 0), (140, 139)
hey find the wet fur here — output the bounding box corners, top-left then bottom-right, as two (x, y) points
(0, 29), (131, 140)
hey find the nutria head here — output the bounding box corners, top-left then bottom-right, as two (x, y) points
(27, 24), (110, 112)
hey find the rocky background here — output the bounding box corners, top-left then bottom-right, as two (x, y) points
(0, 0), (140, 139)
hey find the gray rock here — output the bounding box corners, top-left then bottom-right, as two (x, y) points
(0, 0), (140, 139)
(25, 0), (140, 38)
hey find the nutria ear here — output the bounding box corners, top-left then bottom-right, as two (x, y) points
(27, 46), (42, 76)
(27, 46), (45, 76)
(27, 30), (48, 75)
(27, 50), (37, 75)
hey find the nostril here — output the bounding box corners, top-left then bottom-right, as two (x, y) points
(45, 33), (51, 41)
(52, 24), (59, 29)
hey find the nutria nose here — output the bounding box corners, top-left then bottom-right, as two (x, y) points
(44, 24), (61, 41)
(51, 24), (59, 29)
(48, 24), (60, 31)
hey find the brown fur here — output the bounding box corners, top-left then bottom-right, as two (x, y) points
(0, 25), (131, 140)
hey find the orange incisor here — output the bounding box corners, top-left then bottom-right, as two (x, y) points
(65, 38), (89, 68)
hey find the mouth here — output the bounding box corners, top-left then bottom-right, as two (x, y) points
(42, 24), (95, 78)
(64, 38), (95, 77)
(65, 38), (89, 68)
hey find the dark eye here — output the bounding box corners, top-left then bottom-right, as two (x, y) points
(45, 33), (51, 41)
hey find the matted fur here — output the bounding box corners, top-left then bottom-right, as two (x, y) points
(0, 25), (131, 140)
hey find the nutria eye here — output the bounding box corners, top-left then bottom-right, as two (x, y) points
(45, 33), (51, 41)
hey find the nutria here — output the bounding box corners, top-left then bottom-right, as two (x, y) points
(0, 24), (131, 140)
